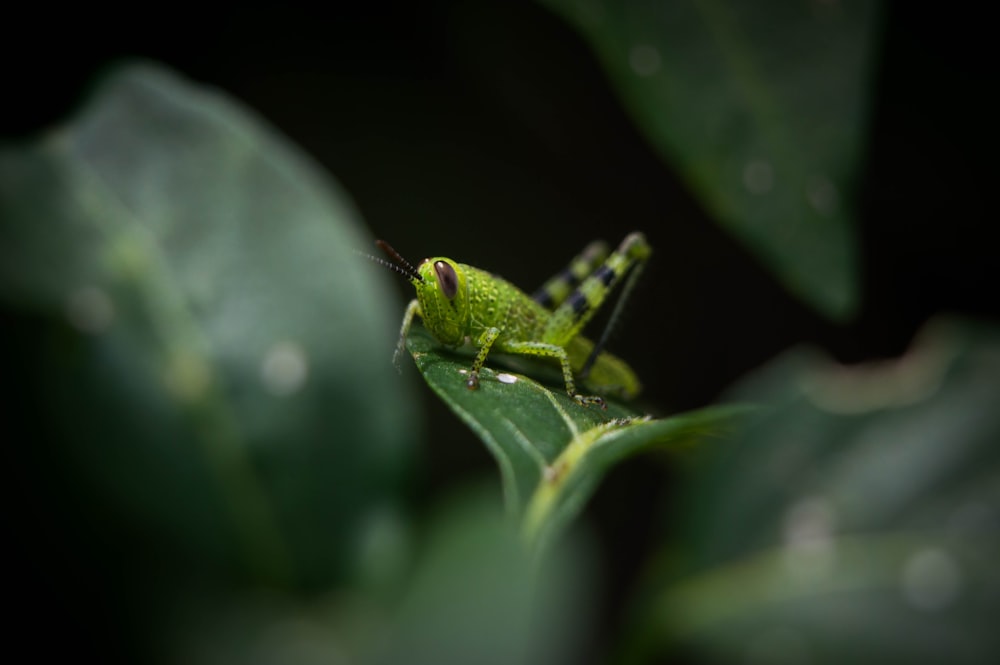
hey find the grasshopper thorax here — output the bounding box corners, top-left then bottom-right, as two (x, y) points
(414, 257), (469, 346)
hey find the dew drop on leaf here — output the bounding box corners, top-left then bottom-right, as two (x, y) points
(260, 340), (309, 397)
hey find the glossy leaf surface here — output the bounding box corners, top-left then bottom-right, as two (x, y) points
(539, 0), (882, 319)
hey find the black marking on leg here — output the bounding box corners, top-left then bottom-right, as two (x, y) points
(567, 291), (590, 320)
(558, 266), (581, 288)
(532, 289), (554, 308)
(533, 267), (582, 307)
(581, 257), (646, 378)
(594, 264), (616, 287)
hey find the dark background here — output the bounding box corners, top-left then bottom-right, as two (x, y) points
(3, 1), (996, 658)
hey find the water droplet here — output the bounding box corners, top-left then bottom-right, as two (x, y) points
(744, 160), (774, 194)
(806, 175), (839, 216)
(783, 497), (836, 578)
(901, 548), (961, 611)
(66, 286), (114, 333)
(629, 45), (661, 77)
(260, 341), (309, 397)
(497, 373), (518, 384)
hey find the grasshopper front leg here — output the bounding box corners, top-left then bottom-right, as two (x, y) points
(394, 299), (422, 372)
(467, 326), (502, 390)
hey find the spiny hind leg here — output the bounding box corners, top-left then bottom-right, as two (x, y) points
(501, 340), (606, 409)
(532, 240), (609, 309)
(579, 232), (651, 377)
(542, 232), (652, 374)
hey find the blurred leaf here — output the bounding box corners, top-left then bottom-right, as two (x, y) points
(169, 488), (595, 665)
(630, 318), (1000, 664)
(538, 0), (882, 320)
(0, 62), (417, 589)
(375, 487), (593, 665)
(405, 325), (748, 549)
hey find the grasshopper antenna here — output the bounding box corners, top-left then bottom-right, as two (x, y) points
(376, 240), (422, 278)
(354, 240), (424, 283)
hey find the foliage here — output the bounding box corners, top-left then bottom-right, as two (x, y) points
(2, 3), (997, 660)
(0, 63), (585, 663)
(405, 325), (749, 554)
(627, 318), (1000, 664)
(539, 0), (881, 320)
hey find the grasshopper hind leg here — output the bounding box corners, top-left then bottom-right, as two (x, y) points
(580, 232), (651, 379)
(543, 232), (652, 380)
(532, 240), (610, 310)
(501, 340), (607, 409)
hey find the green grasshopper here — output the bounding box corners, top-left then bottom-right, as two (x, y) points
(362, 232), (651, 409)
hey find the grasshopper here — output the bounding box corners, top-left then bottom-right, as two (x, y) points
(362, 232), (651, 409)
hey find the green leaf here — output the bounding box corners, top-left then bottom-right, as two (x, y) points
(630, 318), (1000, 664)
(0, 62), (417, 588)
(405, 325), (748, 550)
(373, 488), (593, 665)
(538, 0), (882, 320)
(167, 488), (594, 665)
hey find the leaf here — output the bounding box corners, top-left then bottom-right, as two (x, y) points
(0, 62), (417, 589)
(168, 487), (595, 665)
(629, 318), (1000, 664)
(538, 0), (882, 320)
(405, 325), (749, 549)
(373, 488), (594, 665)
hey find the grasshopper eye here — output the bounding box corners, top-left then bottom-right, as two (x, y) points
(434, 261), (458, 300)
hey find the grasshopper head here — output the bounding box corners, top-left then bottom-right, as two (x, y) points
(414, 257), (469, 345)
(363, 240), (470, 346)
